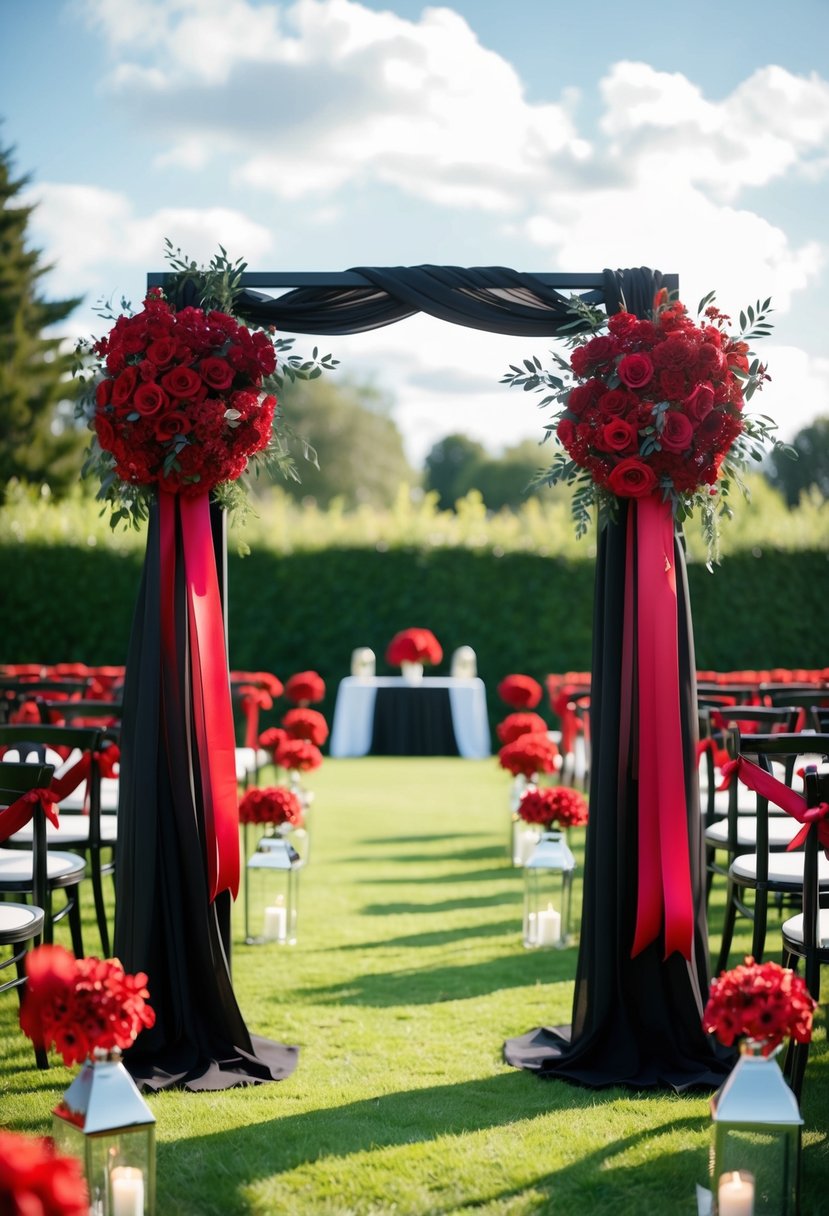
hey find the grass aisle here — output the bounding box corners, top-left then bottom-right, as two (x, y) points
(2, 756), (828, 1213)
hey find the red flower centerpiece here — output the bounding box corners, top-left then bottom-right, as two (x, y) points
(703, 956), (816, 1056)
(497, 674), (543, 709)
(19, 945), (156, 1068)
(518, 785), (588, 830)
(496, 712), (549, 745)
(385, 628), (443, 682)
(282, 708), (329, 747)
(498, 733), (559, 779)
(284, 671), (326, 705)
(0, 1131), (89, 1216)
(238, 786), (304, 829)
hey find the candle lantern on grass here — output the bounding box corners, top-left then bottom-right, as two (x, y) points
(244, 836), (301, 945)
(522, 831), (576, 949)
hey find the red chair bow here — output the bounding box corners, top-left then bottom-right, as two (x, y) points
(0, 788), (60, 842)
(720, 756), (829, 851)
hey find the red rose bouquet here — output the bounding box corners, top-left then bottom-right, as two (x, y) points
(238, 785), (303, 827)
(703, 956), (816, 1055)
(518, 785), (588, 829)
(386, 628), (443, 667)
(498, 733), (559, 778)
(496, 712), (549, 745)
(284, 670), (326, 704)
(497, 674), (542, 709)
(0, 1131), (89, 1216)
(282, 708), (329, 747)
(504, 290), (778, 557)
(19, 945), (156, 1067)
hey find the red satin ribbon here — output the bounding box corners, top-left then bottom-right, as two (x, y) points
(159, 492), (239, 901)
(0, 788), (60, 842)
(720, 755), (829, 851)
(630, 495), (695, 961)
(239, 687), (273, 749)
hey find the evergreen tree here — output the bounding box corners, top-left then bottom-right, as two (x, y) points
(0, 139), (84, 496)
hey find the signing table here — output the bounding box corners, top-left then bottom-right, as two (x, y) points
(329, 676), (491, 758)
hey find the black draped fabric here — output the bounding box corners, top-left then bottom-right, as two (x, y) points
(114, 504), (298, 1091)
(504, 267), (732, 1091)
(370, 687), (460, 756)
(234, 265), (604, 337)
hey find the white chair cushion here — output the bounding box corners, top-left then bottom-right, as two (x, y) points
(0, 902), (43, 935)
(8, 815), (117, 846)
(705, 817), (802, 849)
(59, 777), (119, 813)
(782, 909), (829, 949)
(0, 848), (86, 884)
(731, 850), (829, 886)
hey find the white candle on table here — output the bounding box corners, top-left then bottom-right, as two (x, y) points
(536, 903), (561, 946)
(110, 1166), (144, 1216)
(718, 1170), (754, 1216)
(263, 898), (287, 942)
(514, 827), (539, 866)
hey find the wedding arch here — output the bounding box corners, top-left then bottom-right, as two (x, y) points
(115, 264), (727, 1094)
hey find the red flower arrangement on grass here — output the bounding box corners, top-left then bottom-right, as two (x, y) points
(258, 727), (287, 759)
(385, 628), (443, 668)
(498, 733), (559, 779)
(284, 671), (326, 704)
(702, 956), (816, 1056)
(504, 289), (777, 554)
(497, 674), (542, 709)
(518, 785), (588, 829)
(0, 1130), (89, 1216)
(282, 708), (329, 747)
(277, 737), (324, 773)
(19, 945), (155, 1068)
(238, 785), (304, 827)
(496, 712), (549, 745)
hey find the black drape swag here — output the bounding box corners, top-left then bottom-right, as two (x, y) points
(117, 264), (726, 1091)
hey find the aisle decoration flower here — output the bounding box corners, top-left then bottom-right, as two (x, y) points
(0, 1130), (89, 1216)
(258, 727), (288, 762)
(19, 945), (155, 1067)
(503, 289), (782, 560)
(703, 957), (816, 1055)
(284, 671), (326, 705)
(497, 674), (542, 709)
(518, 785), (588, 829)
(496, 712), (549, 745)
(282, 707), (329, 747)
(277, 737), (324, 773)
(498, 733), (559, 779)
(238, 785), (303, 828)
(385, 628), (443, 668)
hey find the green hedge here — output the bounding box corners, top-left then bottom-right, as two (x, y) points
(1, 542), (826, 732)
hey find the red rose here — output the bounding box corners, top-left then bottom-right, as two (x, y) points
(660, 411), (694, 453)
(111, 366), (138, 408)
(597, 389), (632, 417)
(94, 412), (116, 452)
(684, 382), (715, 423)
(133, 382), (169, 416)
(597, 418), (637, 454)
(557, 417), (576, 449)
(95, 379), (113, 407)
(200, 357), (235, 391)
(606, 457), (658, 498)
(616, 353), (654, 390)
(145, 338), (178, 368)
(154, 411), (192, 441)
(161, 366), (204, 399)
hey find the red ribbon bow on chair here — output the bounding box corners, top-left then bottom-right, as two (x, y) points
(720, 756), (829, 851)
(0, 789), (60, 842)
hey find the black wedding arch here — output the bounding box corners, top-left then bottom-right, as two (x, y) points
(115, 265), (729, 1092)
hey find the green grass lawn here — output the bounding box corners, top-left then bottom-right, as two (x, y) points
(2, 756), (829, 1214)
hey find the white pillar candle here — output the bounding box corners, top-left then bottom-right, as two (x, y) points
(110, 1166), (144, 1216)
(536, 903), (561, 946)
(514, 827), (540, 866)
(263, 900), (287, 942)
(718, 1170), (754, 1216)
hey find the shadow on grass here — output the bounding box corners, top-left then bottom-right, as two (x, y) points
(365, 865), (517, 886)
(159, 1074), (710, 1214)
(327, 919), (520, 952)
(293, 949), (576, 1006)
(343, 844), (509, 865)
(362, 892), (517, 915)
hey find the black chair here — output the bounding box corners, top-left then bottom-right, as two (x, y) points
(0, 759), (55, 1068)
(762, 686), (829, 730)
(781, 766), (829, 1100)
(715, 731), (829, 973)
(0, 678), (90, 725)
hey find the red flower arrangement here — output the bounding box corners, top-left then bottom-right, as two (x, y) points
(504, 290), (777, 554)
(276, 737), (324, 772)
(282, 708), (329, 747)
(0, 1130), (89, 1216)
(703, 956), (816, 1055)
(19, 945), (155, 1068)
(258, 727), (287, 759)
(496, 712), (549, 745)
(238, 785), (303, 827)
(284, 670), (326, 704)
(518, 785), (588, 829)
(232, 670), (284, 699)
(385, 628), (443, 667)
(498, 733), (559, 778)
(497, 674), (542, 709)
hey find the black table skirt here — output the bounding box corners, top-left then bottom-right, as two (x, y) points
(369, 686), (460, 756)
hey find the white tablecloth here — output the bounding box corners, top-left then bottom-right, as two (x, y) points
(329, 676), (491, 759)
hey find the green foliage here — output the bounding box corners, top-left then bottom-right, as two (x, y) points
(0, 140), (84, 496)
(767, 416), (829, 507)
(423, 433), (487, 509)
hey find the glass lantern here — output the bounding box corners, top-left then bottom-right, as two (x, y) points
(511, 814), (541, 867)
(244, 835), (301, 945)
(710, 1040), (802, 1215)
(52, 1048), (156, 1215)
(522, 831), (576, 949)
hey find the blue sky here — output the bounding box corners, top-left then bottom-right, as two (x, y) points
(3, 0), (828, 464)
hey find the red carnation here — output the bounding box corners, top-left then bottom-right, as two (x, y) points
(518, 785), (588, 828)
(0, 1131), (89, 1216)
(497, 674), (542, 709)
(703, 956), (816, 1054)
(496, 712), (549, 745)
(238, 785), (303, 827)
(385, 629), (443, 667)
(258, 727), (287, 759)
(284, 670), (325, 704)
(277, 737), (324, 772)
(498, 733), (559, 778)
(282, 707), (329, 746)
